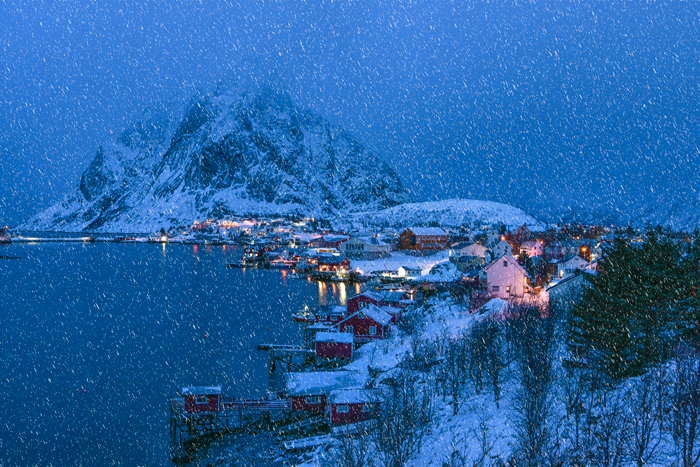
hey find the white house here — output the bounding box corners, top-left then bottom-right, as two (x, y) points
(479, 254), (528, 299)
(520, 240), (544, 257)
(340, 236), (391, 260)
(493, 239), (513, 258)
(397, 266), (422, 278)
(557, 255), (588, 278)
(450, 242), (489, 261)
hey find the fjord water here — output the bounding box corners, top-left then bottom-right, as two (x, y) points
(0, 242), (355, 466)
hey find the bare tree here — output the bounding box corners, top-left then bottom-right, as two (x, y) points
(628, 371), (663, 467)
(443, 333), (470, 415)
(561, 364), (587, 451)
(672, 345), (700, 467)
(372, 369), (434, 467)
(480, 319), (506, 409)
(585, 390), (631, 467)
(511, 309), (556, 467)
(322, 432), (375, 467)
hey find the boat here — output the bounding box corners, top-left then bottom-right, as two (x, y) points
(226, 261), (248, 268)
(288, 272), (306, 279)
(292, 306), (315, 323)
(0, 236), (11, 244)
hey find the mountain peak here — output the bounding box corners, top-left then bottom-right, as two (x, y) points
(22, 73), (411, 232)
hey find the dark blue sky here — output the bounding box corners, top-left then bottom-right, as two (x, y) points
(2, 0), (699, 226)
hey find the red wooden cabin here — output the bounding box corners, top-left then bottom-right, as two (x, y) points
(284, 371), (367, 413)
(326, 389), (378, 425)
(315, 331), (354, 359)
(181, 386), (221, 413)
(317, 256), (351, 273)
(337, 305), (393, 343)
(398, 227), (449, 251)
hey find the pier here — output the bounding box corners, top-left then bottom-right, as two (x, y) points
(169, 387), (300, 461)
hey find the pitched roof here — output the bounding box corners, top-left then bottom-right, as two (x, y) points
(359, 304), (393, 326)
(482, 254), (527, 275)
(317, 256), (349, 264)
(405, 227), (447, 236)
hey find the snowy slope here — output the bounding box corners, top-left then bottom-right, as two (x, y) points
(345, 198), (544, 231)
(21, 69), (411, 232)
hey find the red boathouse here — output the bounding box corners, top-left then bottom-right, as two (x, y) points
(181, 386), (221, 413)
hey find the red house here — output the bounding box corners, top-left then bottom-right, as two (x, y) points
(337, 304), (393, 343)
(310, 235), (350, 249)
(181, 386), (221, 413)
(398, 227), (449, 251)
(317, 256), (351, 273)
(315, 332), (354, 359)
(346, 291), (384, 314)
(285, 371), (367, 413)
(326, 389), (378, 425)
(314, 305), (348, 325)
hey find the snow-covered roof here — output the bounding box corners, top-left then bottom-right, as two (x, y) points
(181, 386), (222, 396)
(405, 227), (448, 236)
(482, 254), (527, 275)
(358, 304), (393, 326)
(328, 388), (375, 405)
(379, 305), (401, 315)
(316, 331), (354, 344)
(285, 371), (366, 396)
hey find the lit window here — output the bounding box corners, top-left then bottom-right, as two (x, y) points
(196, 396), (208, 404)
(337, 405), (349, 413)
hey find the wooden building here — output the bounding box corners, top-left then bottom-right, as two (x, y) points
(317, 256), (351, 273)
(398, 227), (449, 251)
(337, 304), (393, 343)
(284, 371), (367, 413)
(181, 386), (221, 413)
(315, 332), (354, 359)
(326, 389), (378, 425)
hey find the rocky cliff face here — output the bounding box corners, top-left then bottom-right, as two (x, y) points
(23, 71), (411, 232)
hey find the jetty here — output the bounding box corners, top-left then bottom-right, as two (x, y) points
(169, 386), (299, 461)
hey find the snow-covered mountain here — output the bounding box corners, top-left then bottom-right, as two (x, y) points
(22, 70), (411, 232)
(344, 199), (544, 231)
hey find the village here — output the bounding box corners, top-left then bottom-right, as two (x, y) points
(165, 215), (684, 464)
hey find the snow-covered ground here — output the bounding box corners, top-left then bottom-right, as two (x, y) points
(351, 250), (451, 275)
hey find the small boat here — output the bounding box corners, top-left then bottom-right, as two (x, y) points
(226, 261), (247, 268)
(292, 306), (315, 323)
(288, 272), (306, 279)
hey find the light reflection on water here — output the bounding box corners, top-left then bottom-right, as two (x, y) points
(0, 243), (354, 467)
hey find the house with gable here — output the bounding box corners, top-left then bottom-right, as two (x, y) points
(479, 254), (529, 298)
(398, 227), (449, 252)
(284, 371), (367, 413)
(337, 304), (393, 343)
(556, 255), (588, 278)
(493, 239), (513, 258)
(520, 240), (544, 257)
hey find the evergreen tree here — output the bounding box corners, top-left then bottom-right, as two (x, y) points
(568, 229), (692, 380)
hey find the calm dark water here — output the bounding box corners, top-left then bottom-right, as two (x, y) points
(0, 243), (358, 466)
